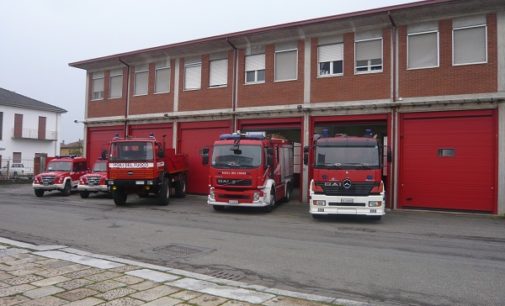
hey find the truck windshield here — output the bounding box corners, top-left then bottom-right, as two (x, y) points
(315, 146), (380, 169)
(93, 161), (107, 172)
(110, 142), (154, 161)
(212, 145), (262, 169)
(47, 161), (72, 172)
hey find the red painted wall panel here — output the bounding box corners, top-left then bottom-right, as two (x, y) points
(87, 126), (124, 168)
(129, 123), (173, 148)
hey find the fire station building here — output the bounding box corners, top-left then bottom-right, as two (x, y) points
(70, 0), (505, 214)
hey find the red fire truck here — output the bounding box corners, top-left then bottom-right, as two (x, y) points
(204, 132), (294, 212)
(32, 156), (88, 197)
(106, 135), (188, 206)
(307, 135), (385, 220)
(77, 159), (108, 198)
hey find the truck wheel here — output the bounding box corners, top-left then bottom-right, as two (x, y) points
(283, 183), (292, 202)
(113, 189), (127, 206)
(62, 181), (71, 196)
(80, 191), (90, 199)
(34, 189), (44, 197)
(159, 178), (170, 206)
(175, 178), (186, 198)
(264, 188), (275, 212)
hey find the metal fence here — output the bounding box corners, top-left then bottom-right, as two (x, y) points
(0, 158), (35, 180)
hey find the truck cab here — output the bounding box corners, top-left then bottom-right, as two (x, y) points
(77, 159), (108, 198)
(206, 132), (293, 212)
(308, 135), (385, 220)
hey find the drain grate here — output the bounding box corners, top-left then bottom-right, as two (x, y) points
(209, 269), (246, 281)
(152, 243), (214, 259)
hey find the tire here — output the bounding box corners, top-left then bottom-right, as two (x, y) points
(213, 205), (225, 211)
(283, 183), (292, 202)
(158, 178), (170, 206)
(175, 178), (186, 198)
(62, 180), (71, 196)
(80, 191), (90, 199)
(264, 188), (276, 212)
(34, 189), (44, 197)
(113, 189), (127, 206)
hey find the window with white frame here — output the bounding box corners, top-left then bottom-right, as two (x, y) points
(91, 72), (104, 100)
(209, 53), (228, 87)
(407, 22), (439, 69)
(317, 42), (343, 76)
(355, 31), (383, 73)
(134, 64), (148, 96)
(109, 69), (123, 99)
(184, 57), (202, 90)
(453, 15), (487, 65)
(155, 60), (170, 93)
(245, 53), (265, 84)
(275, 42), (298, 81)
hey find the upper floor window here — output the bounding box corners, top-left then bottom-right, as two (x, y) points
(155, 60), (170, 93)
(109, 69), (123, 99)
(453, 15), (487, 66)
(184, 57), (202, 90)
(407, 22), (439, 69)
(317, 36), (343, 77)
(91, 72), (104, 100)
(209, 53), (228, 87)
(245, 45), (265, 84)
(355, 31), (383, 73)
(275, 42), (298, 81)
(134, 64), (149, 96)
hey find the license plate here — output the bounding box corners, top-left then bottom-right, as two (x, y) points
(341, 198), (354, 203)
(370, 209), (377, 213)
(318, 208), (324, 212)
(135, 181), (144, 185)
(228, 200), (239, 205)
(43, 182), (49, 186)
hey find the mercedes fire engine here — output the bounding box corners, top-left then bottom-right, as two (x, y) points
(204, 132), (294, 212)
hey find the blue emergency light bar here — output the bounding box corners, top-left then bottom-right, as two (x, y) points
(219, 132), (266, 140)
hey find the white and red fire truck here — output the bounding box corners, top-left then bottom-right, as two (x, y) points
(204, 132), (294, 212)
(307, 135), (385, 220)
(32, 156), (88, 197)
(77, 159), (108, 198)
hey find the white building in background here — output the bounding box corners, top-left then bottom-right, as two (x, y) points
(0, 87), (66, 175)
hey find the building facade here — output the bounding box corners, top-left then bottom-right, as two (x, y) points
(70, 0), (505, 214)
(0, 88), (66, 176)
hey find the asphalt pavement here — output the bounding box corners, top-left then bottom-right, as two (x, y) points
(0, 184), (504, 306)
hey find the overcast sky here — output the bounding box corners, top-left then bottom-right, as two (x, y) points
(0, 0), (417, 143)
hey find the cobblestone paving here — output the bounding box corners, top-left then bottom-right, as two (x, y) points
(0, 242), (343, 306)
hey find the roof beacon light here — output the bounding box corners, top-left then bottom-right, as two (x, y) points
(244, 131), (266, 139)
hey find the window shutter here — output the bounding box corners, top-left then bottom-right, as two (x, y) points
(356, 39), (382, 61)
(135, 71), (148, 95)
(454, 26), (486, 64)
(155, 68), (170, 93)
(185, 64), (201, 90)
(210, 59), (228, 86)
(245, 54), (265, 71)
(275, 50), (297, 81)
(408, 32), (438, 68)
(318, 44), (343, 63)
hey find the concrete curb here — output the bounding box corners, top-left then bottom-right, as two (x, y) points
(0, 236), (369, 306)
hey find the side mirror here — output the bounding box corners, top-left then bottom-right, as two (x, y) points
(266, 148), (274, 167)
(157, 149), (165, 158)
(101, 150), (108, 160)
(387, 149), (392, 163)
(303, 146), (309, 165)
(200, 147), (209, 165)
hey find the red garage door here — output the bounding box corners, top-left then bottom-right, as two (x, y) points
(87, 126), (124, 167)
(399, 110), (497, 213)
(178, 120), (232, 194)
(129, 123), (173, 148)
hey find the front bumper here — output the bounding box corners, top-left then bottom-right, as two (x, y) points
(309, 193), (385, 216)
(77, 184), (108, 192)
(207, 197), (269, 207)
(32, 183), (65, 191)
(207, 187), (271, 207)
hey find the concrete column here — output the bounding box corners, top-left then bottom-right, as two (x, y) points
(172, 120), (178, 152)
(497, 9), (505, 92)
(303, 38), (311, 104)
(498, 103), (505, 215)
(174, 59), (180, 112)
(392, 110), (399, 210)
(302, 112), (310, 202)
(82, 73), (90, 158)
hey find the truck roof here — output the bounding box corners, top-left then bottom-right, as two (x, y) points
(49, 156), (87, 162)
(316, 136), (378, 147)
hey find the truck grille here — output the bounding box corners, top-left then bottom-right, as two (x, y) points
(216, 179), (252, 186)
(41, 176), (55, 185)
(318, 182), (378, 196)
(328, 202), (366, 207)
(87, 176), (101, 186)
(219, 194), (250, 200)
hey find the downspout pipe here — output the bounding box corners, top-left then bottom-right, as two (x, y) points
(118, 57), (131, 137)
(388, 11), (398, 210)
(226, 38), (238, 132)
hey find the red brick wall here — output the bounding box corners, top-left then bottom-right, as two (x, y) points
(311, 30), (391, 103)
(129, 60), (175, 115)
(87, 68), (127, 118)
(178, 52), (233, 111)
(398, 14), (497, 97)
(237, 40), (305, 107)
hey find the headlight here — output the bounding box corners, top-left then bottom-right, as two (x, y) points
(313, 200), (326, 206)
(369, 201), (382, 207)
(209, 187), (215, 200)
